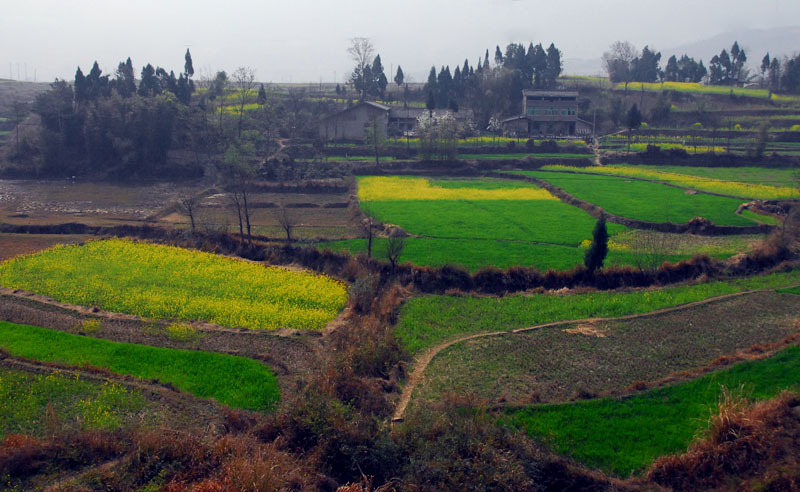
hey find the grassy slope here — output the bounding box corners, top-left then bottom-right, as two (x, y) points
(515, 171), (755, 226)
(396, 269), (800, 354)
(0, 321), (280, 411)
(505, 346), (800, 477)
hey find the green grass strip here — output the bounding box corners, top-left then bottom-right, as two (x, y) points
(0, 321), (280, 412)
(741, 209), (780, 225)
(504, 346), (800, 477)
(397, 269), (800, 354)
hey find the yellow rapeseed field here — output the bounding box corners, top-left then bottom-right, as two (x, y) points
(357, 176), (557, 201)
(542, 165), (799, 200)
(0, 239), (347, 331)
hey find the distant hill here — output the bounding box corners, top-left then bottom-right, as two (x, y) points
(563, 26), (800, 77)
(663, 26), (800, 66)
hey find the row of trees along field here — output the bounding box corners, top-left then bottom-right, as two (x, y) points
(7, 50), (346, 179)
(603, 40), (800, 92)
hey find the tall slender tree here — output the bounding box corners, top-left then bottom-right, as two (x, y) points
(184, 48), (194, 78)
(394, 65), (404, 87)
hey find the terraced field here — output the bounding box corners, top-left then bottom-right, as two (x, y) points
(513, 170), (758, 226)
(606, 164), (799, 187)
(0, 238), (347, 330)
(323, 176), (635, 271)
(0, 321), (280, 411)
(505, 346), (800, 476)
(541, 165), (798, 200)
(396, 269), (800, 354)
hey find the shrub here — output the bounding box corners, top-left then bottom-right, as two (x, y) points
(349, 275), (379, 314)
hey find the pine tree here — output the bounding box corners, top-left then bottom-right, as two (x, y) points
(584, 216), (608, 272)
(184, 48), (194, 78)
(484, 49), (490, 69)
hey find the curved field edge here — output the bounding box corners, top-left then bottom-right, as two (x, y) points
(502, 346), (800, 477)
(417, 290), (800, 406)
(0, 321), (280, 412)
(509, 170), (757, 226)
(396, 269), (800, 355)
(0, 238), (348, 331)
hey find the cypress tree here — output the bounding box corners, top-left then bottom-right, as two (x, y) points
(394, 65), (404, 87)
(74, 67), (88, 104)
(584, 216), (608, 272)
(184, 48), (194, 78)
(257, 83), (267, 106)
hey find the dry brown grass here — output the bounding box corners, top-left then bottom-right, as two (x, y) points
(646, 390), (800, 491)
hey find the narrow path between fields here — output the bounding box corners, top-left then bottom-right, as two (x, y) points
(391, 288), (777, 423)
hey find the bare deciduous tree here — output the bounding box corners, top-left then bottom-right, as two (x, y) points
(386, 235), (406, 269)
(361, 216), (374, 258)
(348, 37), (374, 99)
(603, 41), (637, 92)
(277, 202), (296, 242)
(232, 66), (256, 138)
(629, 230), (679, 273)
(179, 192), (200, 232)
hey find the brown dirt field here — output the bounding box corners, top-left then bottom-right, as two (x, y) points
(416, 290), (800, 408)
(0, 233), (93, 260)
(0, 179), (208, 226)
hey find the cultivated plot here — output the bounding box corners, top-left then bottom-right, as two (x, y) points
(323, 176), (632, 272)
(0, 238), (347, 331)
(541, 164), (798, 200)
(514, 170), (758, 226)
(505, 346), (800, 477)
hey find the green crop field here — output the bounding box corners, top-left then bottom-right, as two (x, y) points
(321, 237), (674, 273)
(1, 367), (149, 438)
(457, 153), (593, 160)
(541, 165), (799, 200)
(616, 81), (800, 101)
(321, 176), (630, 272)
(0, 321), (280, 411)
(396, 269), (800, 354)
(609, 165), (800, 187)
(504, 346), (800, 477)
(0, 238), (347, 331)
(512, 171), (758, 226)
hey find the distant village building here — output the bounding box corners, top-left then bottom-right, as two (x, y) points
(317, 101), (390, 141)
(318, 102), (473, 141)
(501, 90), (592, 138)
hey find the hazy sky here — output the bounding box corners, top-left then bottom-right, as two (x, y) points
(2, 0), (799, 84)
